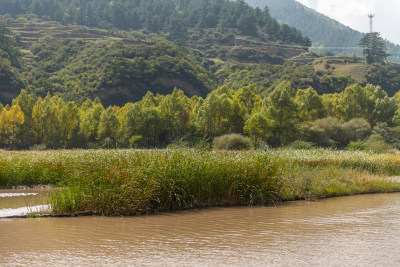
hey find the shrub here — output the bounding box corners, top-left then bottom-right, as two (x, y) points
(129, 136), (143, 148)
(166, 139), (189, 149)
(300, 117), (346, 148)
(29, 144), (47, 151)
(192, 139), (211, 150)
(347, 135), (394, 153)
(364, 134), (393, 153)
(346, 140), (366, 151)
(343, 118), (371, 142)
(213, 134), (252, 150)
(286, 141), (315, 150)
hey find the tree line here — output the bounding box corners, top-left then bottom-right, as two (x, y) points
(1, 81), (400, 150)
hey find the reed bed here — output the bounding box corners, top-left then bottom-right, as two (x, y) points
(273, 148), (400, 175)
(49, 149), (282, 215)
(0, 148), (400, 216)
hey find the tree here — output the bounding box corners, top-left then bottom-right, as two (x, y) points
(237, 10), (257, 36)
(266, 81), (299, 145)
(359, 32), (389, 64)
(79, 102), (105, 143)
(32, 94), (58, 148)
(0, 104), (24, 148)
(59, 102), (80, 148)
(336, 84), (396, 126)
(0, 22), (21, 67)
(195, 86), (234, 137)
(97, 106), (120, 147)
(123, 104), (162, 147)
(336, 84), (371, 122)
(12, 90), (36, 149)
(234, 84), (261, 115)
(244, 112), (271, 141)
(158, 88), (192, 143)
(295, 87), (326, 122)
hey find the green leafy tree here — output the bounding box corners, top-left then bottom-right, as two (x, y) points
(0, 22), (21, 67)
(12, 90), (36, 149)
(337, 84), (396, 126)
(59, 102), (80, 148)
(244, 112), (271, 141)
(79, 102), (105, 144)
(97, 106), (120, 147)
(295, 87), (326, 122)
(123, 103), (162, 147)
(158, 88), (192, 143)
(266, 81), (298, 145)
(234, 84), (261, 114)
(32, 93), (64, 148)
(359, 32), (389, 64)
(195, 86), (234, 137)
(336, 84), (372, 122)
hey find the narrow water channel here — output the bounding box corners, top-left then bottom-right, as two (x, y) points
(2, 192), (400, 266)
(0, 189), (51, 218)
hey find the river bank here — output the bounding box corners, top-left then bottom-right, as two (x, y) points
(1, 149), (400, 216)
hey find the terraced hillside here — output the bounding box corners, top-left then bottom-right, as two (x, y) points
(3, 20), (123, 48)
(0, 17), (310, 105)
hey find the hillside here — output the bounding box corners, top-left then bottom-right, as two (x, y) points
(0, 0), (313, 105)
(245, 0), (400, 62)
(1, 0), (400, 107)
(0, 0), (310, 46)
(2, 17), (400, 106)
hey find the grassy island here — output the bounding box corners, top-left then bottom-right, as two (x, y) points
(1, 148), (400, 216)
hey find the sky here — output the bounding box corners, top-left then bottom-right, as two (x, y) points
(295, 0), (400, 45)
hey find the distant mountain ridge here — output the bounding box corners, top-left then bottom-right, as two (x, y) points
(245, 0), (400, 62)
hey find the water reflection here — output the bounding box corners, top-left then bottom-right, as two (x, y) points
(0, 189), (51, 210)
(1, 193), (400, 266)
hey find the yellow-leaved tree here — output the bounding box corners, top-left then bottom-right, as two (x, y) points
(0, 104), (24, 148)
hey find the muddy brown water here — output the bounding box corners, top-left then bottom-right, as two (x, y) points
(2, 190), (400, 266)
(0, 189), (51, 210)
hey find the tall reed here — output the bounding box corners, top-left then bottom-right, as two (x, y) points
(1, 148), (400, 216)
(50, 149), (282, 215)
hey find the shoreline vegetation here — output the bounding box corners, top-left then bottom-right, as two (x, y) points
(1, 148), (400, 216)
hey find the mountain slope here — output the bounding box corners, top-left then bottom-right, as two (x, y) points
(0, 0), (312, 105)
(0, 0), (310, 47)
(245, 0), (400, 62)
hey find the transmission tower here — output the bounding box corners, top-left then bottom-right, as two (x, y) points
(368, 14), (375, 33)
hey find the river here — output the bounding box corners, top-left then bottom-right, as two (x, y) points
(1, 190), (400, 266)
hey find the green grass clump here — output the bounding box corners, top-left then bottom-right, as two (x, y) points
(273, 148), (400, 175)
(280, 165), (400, 201)
(213, 134), (253, 150)
(50, 149), (282, 215)
(0, 151), (73, 187)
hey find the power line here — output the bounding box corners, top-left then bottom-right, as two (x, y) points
(233, 37), (400, 57)
(310, 47), (362, 50)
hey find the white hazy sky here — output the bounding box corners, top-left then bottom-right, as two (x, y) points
(295, 0), (400, 45)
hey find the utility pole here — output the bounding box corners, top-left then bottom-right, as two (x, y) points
(368, 14), (374, 33)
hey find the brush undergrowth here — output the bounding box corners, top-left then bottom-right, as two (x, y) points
(1, 148), (400, 216)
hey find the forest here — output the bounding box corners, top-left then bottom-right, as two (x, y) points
(0, 0), (310, 46)
(0, 0), (400, 151)
(1, 81), (400, 152)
